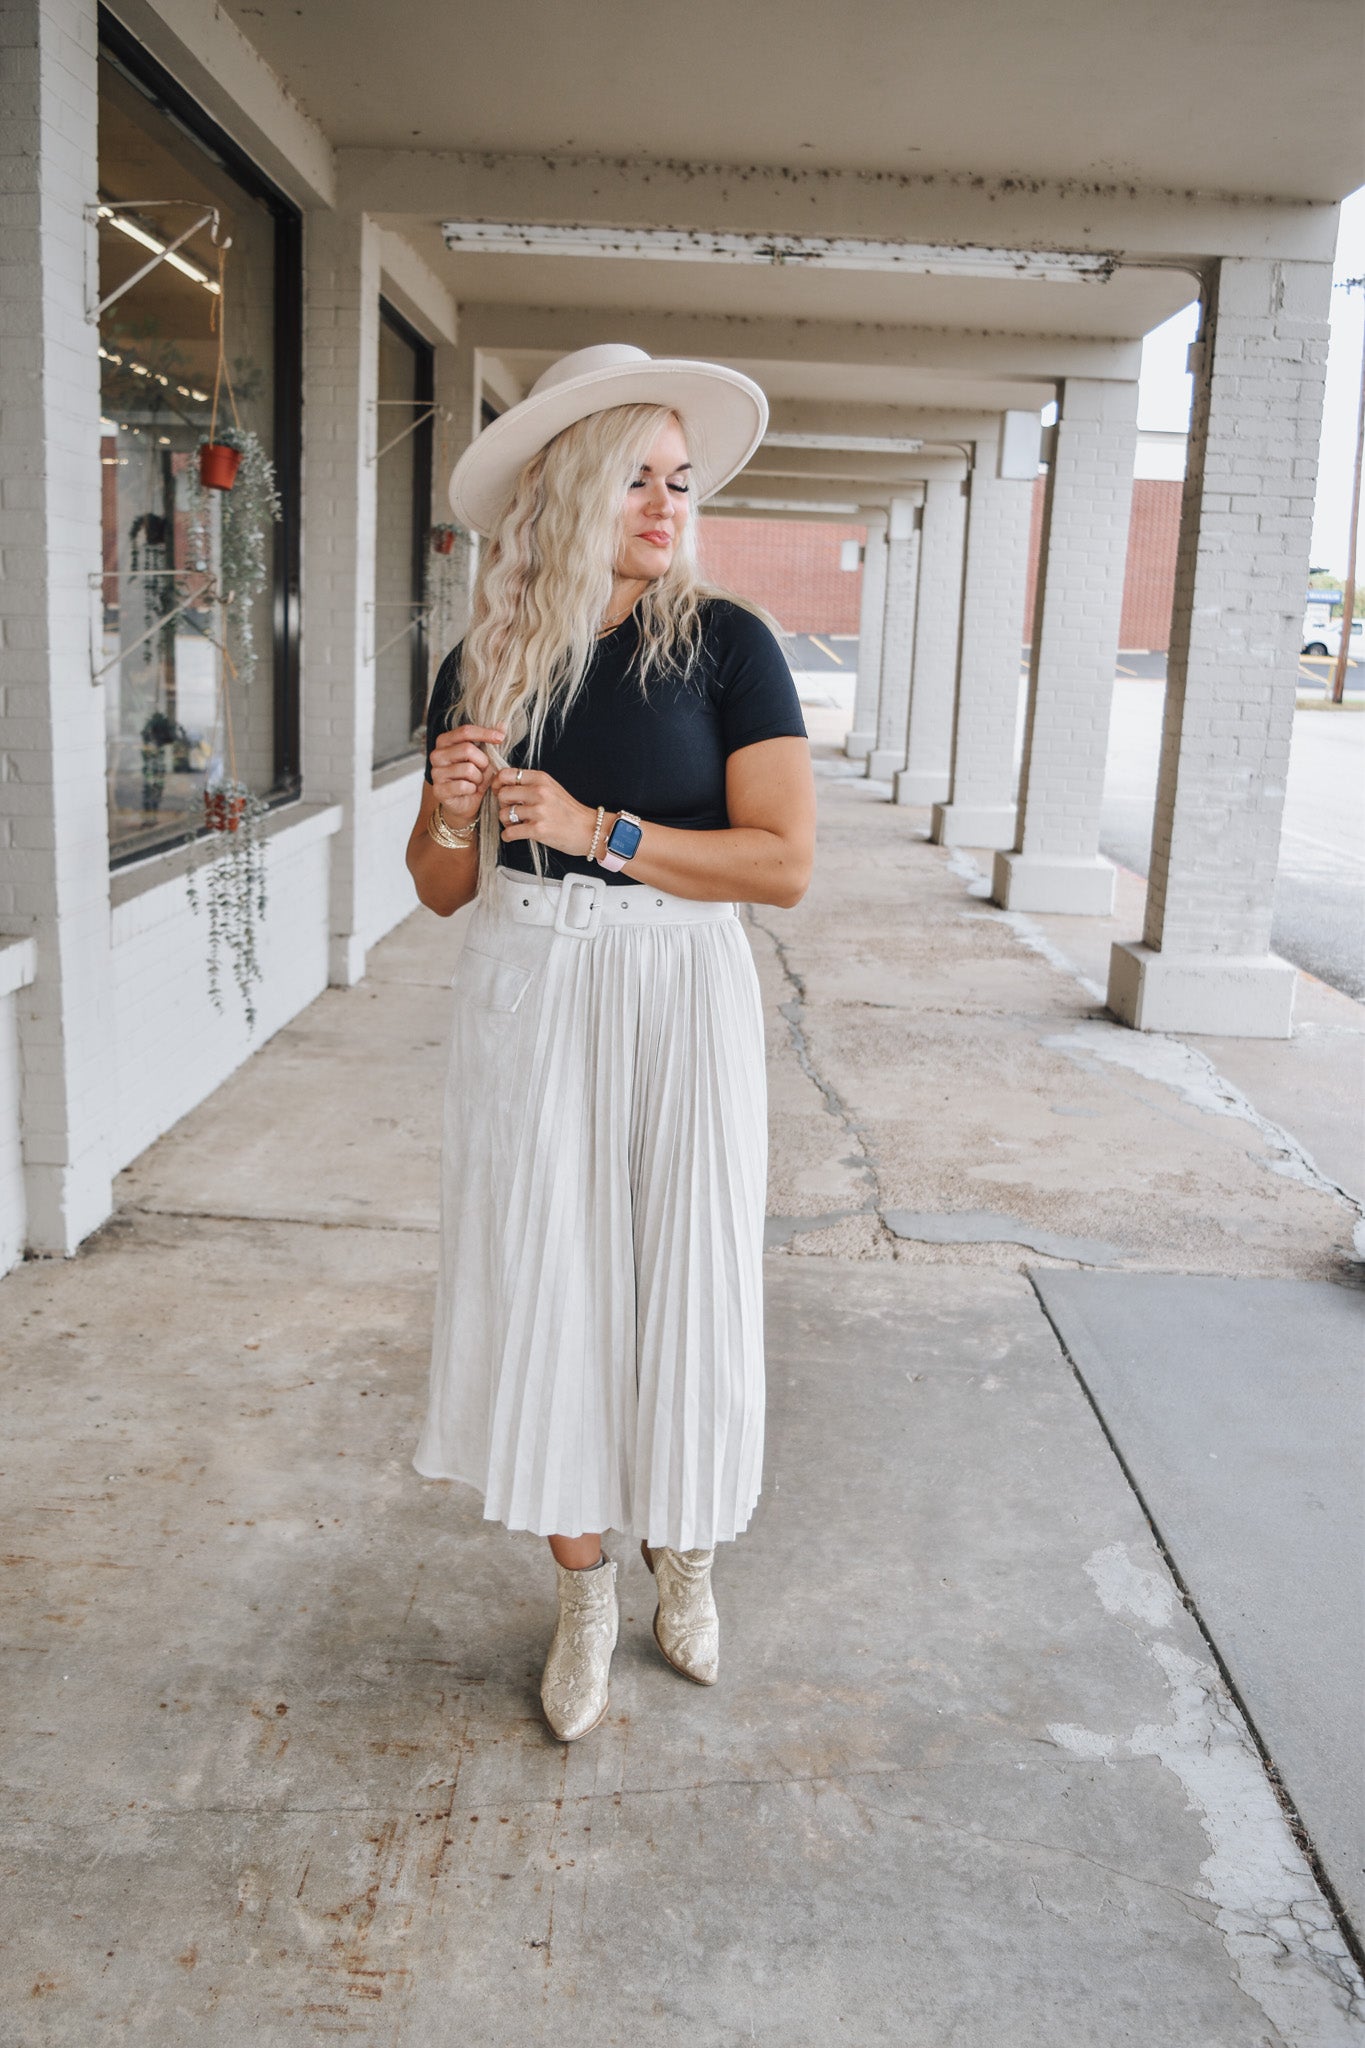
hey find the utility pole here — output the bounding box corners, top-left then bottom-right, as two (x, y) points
(1330, 276), (1365, 708)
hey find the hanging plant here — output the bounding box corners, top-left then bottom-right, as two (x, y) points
(185, 773), (268, 1027)
(199, 440), (241, 491)
(183, 240), (282, 1032)
(198, 245), (245, 492)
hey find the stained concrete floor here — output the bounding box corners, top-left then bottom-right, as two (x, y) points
(4, 748), (1364, 2044)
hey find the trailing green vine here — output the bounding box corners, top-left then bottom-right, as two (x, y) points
(184, 422), (281, 1033)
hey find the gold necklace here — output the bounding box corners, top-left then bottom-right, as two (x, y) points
(598, 600), (636, 636)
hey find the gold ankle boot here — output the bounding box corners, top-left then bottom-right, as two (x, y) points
(540, 1555), (618, 1741)
(640, 1539), (719, 1685)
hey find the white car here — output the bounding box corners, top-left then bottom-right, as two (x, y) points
(1302, 615), (1363, 658)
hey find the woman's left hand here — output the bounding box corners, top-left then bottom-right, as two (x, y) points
(491, 766), (597, 858)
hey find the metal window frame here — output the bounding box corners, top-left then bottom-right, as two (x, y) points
(375, 295), (435, 763)
(97, 10), (303, 869)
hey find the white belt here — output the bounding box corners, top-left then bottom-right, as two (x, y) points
(496, 866), (737, 938)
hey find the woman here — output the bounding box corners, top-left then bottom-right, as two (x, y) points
(407, 343), (816, 1742)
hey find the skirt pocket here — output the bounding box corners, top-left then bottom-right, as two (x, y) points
(453, 943), (534, 1013)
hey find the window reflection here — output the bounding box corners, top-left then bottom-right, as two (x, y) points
(97, 40), (297, 861)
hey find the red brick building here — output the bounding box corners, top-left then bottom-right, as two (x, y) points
(1023, 476), (1182, 650)
(700, 478), (1184, 651)
(698, 520), (866, 635)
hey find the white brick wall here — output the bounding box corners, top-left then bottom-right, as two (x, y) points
(931, 428), (1035, 846)
(108, 808), (340, 1171)
(844, 510), (887, 759)
(896, 475), (967, 807)
(1011, 379), (1139, 861)
(361, 767), (423, 949)
(1140, 257), (1333, 961)
(0, 0), (114, 1253)
(867, 494), (922, 780)
(301, 207), (382, 987)
(0, 17), (438, 1267)
(0, 938), (38, 1273)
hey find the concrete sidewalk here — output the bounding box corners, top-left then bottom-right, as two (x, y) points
(3, 743), (1363, 2045)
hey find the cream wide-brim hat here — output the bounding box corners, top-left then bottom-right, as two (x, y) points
(448, 343), (769, 536)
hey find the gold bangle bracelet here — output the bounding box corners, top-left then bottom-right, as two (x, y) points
(428, 802), (478, 851)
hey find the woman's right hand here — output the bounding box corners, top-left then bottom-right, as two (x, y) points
(428, 724), (507, 824)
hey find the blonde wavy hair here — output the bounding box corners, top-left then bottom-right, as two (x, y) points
(451, 402), (757, 899)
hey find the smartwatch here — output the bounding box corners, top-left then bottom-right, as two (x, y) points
(598, 810), (643, 872)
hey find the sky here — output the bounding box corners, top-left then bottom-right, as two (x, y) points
(1136, 186), (1365, 577)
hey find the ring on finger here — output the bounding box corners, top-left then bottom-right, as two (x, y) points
(515, 767), (524, 784)
(508, 804), (520, 825)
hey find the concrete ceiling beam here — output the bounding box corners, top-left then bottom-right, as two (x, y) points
(340, 148), (1340, 266)
(115, 0), (336, 208)
(766, 401), (1029, 441)
(702, 503), (883, 526)
(747, 448), (976, 485)
(376, 227), (458, 344)
(461, 305), (1139, 381)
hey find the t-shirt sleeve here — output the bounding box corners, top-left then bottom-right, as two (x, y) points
(422, 645), (463, 784)
(708, 602), (809, 755)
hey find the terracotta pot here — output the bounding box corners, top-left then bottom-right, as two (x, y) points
(198, 442), (241, 491)
(431, 526), (457, 555)
(204, 789), (247, 834)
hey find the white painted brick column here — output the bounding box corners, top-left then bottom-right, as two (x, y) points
(931, 418), (1036, 848)
(895, 474), (967, 808)
(993, 377), (1138, 913)
(867, 494), (923, 780)
(1108, 256), (1333, 1037)
(0, 0), (114, 1254)
(300, 208), (380, 987)
(843, 508), (888, 760)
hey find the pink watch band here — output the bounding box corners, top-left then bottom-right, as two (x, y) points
(597, 810), (642, 872)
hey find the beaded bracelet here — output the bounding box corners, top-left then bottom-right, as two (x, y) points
(586, 804), (606, 862)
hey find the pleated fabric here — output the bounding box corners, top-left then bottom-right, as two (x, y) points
(411, 873), (769, 1551)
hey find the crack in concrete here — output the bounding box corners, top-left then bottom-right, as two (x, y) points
(12, 1763), (1247, 1922)
(120, 1204), (438, 1237)
(744, 905), (889, 1247)
(745, 910), (1131, 1267)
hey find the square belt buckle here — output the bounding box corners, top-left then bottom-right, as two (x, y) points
(553, 871), (606, 937)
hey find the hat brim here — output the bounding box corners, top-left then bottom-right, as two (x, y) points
(448, 358), (768, 535)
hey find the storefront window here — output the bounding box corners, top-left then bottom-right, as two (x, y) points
(372, 300), (434, 769)
(97, 19), (300, 863)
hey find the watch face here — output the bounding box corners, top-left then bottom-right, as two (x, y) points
(607, 816), (643, 861)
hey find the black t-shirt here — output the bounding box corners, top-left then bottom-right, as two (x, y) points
(423, 597), (808, 886)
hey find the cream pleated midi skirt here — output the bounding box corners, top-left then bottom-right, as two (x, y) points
(412, 867), (769, 1550)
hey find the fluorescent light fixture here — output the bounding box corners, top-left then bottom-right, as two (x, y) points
(764, 433), (925, 454)
(440, 221), (1114, 283)
(97, 205), (220, 293)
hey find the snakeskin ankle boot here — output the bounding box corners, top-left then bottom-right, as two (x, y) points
(640, 1540), (719, 1685)
(540, 1554), (619, 1741)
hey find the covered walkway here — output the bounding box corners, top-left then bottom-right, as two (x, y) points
(5, 3), (1365, 2038)
(6, 756), (1362, 2043)
(5, 0), (1364, 1269)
